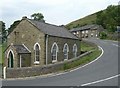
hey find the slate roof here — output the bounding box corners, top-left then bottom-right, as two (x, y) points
(70, 24), (104, 32)
(13, 45), (31, 54)
(28, 19), (78, 40)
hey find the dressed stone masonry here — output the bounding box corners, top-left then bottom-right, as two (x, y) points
(70, 24), (104, 39)
(4, 17), (81, 69)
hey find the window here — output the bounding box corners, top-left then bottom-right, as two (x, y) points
(82, 31), (84, 34)
(34, 43), (40, 64)
(76, 31), (79, 34)
(63, 43), (69, 60)
(7, 50), (14, 68)
(51, 42), (58, 62)
(73, 32), (76, 35)
(73, 44), (77, 57)
(35, 45), (39, 61)
(86, 30), (88, 33)
(91, 33), (93, 37)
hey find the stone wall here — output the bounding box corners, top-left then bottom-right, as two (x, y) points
(47, 35), (81, 64)
(6, 19), (80, 68)
(6, 50), (92, 78)
(6, 19), (46, 67)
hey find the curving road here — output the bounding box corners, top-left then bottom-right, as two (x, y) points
(2, 38), (119, 86)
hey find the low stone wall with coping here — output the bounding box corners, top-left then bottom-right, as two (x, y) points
(6, 50), (93, 78)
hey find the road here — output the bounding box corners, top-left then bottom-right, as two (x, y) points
(2, 38), (119, 86)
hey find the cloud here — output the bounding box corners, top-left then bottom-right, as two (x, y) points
(0, 0), (119, 28)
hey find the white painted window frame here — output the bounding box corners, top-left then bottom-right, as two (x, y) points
(7, 49), (14, 68)
(34, 42), (41, 64)
(63, 43), (69, 60)
(51, 42), (59, 63)
(73, 44), (78, 57)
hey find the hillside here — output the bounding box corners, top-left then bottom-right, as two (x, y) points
(66, 5), (119, 31)
(66, 13), (97, 30)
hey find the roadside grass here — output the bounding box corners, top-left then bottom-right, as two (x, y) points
(63, 48), (101, 70)
(62, 40), (101, 71)
(81, 41), (96, 52)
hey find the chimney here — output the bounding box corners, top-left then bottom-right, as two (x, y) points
(22, 16), (27, 20)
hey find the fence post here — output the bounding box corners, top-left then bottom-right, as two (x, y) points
(3, 67), (6, 79)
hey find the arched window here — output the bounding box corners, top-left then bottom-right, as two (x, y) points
(34, 43), (40, 64)
(73, 44), (77, 57)
(63, 43), (69, 60)
(51, 42), (58, 62)
(7, 50), (14, 68)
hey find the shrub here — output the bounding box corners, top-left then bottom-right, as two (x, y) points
(100, 32), (107, 39)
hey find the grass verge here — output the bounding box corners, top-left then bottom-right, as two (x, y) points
(63, 48), (101, 71)
(81, 41), (96, 52)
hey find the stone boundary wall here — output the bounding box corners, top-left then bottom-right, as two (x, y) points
(6, 50), (93, 78)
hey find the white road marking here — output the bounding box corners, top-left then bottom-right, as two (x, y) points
(69, 46), (104, 72)
(81, 74), (120, 86)
(112, 44), (120, 47)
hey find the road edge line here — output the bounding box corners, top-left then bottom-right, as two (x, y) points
(81, 74), (120, 86)
(69, 46), (104, 72)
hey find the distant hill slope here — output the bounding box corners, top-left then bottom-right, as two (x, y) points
(66, 13), (97, 30)
(66, 5), (119, 32)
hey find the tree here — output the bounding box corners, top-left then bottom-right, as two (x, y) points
(118, 5), (120, 26)
(0, 21), (6, 43)
(96, 5), (119, 32)
(8, 20), (21, 34)
(31, 13), (45, 22)
(99, 32), (107, 39)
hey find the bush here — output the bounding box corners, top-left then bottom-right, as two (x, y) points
(100, 32), (107, 39)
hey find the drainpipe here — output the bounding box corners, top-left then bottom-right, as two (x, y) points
(46, 35), (48, 65)
(20, 55), (22, 68)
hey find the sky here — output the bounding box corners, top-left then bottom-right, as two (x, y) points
(0, 0), (119, 29)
